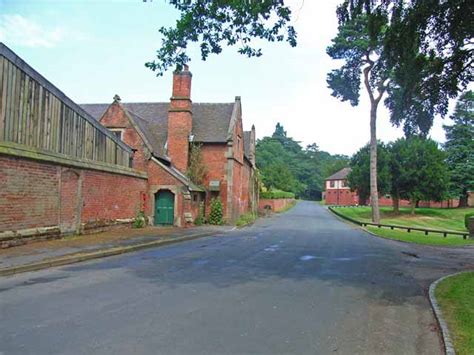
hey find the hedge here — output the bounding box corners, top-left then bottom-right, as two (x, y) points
(260, 190), (295, 199)
(465, 212), (474, 230)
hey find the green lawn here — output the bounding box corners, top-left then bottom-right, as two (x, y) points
(366, 226), (474, 246)
(333, 206), (474, 246)
(435, 272), (474, 355)
(333, 206), (473, 231)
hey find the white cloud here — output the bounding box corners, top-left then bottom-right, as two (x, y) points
(0, 15), (72, 48)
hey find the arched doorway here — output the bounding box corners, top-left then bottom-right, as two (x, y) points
(154, 190), (175, 225)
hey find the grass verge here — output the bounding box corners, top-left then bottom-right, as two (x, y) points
(333, 206), (473, 231)
(366, 226), (474, 247)
(332, 206), (474, 246)
(435, 272), (474, 355)
(235, 212), (257, 227)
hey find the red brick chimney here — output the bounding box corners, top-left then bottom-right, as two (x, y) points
(167, 65), (192, 173)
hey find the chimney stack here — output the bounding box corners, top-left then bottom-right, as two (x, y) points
(167, 65), (193, 173)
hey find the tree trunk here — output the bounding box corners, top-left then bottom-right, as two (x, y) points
(393, 194), (400, 214)
(459, 189), (468, 208)
(369, 104), (380, 223)
(410, 198), (416, 215)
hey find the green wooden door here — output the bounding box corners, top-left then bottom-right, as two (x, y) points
(154, 190), (174, 225)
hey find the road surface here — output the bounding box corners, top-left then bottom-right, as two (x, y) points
(1, 201), (473, 354)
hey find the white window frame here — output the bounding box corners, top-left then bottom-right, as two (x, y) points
(109, 128), (124, 140)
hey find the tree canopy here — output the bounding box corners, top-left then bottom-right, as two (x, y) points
(444, 90), (474, 207)
(256, 123), (349, 200)
(389, 137), (449, 213)
(348, 137), (450, 214)
(146, 0), (297, 75)
(336, 0), (473, 134)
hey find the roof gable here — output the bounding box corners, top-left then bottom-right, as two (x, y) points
(326, 167), (351, 181)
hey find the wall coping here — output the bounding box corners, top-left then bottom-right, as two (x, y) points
(0, 141), (148, 179)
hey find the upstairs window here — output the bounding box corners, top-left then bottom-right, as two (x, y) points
(330, 181), (335, 188)
(110, 129), (124, 140)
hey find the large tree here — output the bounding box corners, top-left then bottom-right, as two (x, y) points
(327, 0), (473, 222)
(389, 137), (449, 214)
(327, 9), (393, 223)
(443, 91), (474, 207)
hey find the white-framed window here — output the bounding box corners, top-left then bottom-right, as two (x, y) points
(330, 181), (335, 188)
(109, 128), (124, 140)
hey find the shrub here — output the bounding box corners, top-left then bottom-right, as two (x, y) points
(132, 211), (146, 228)
(208, 198), (224, 225)
(194, 214), (205, 226)
(260, 189), (295, 199)
(465, 212), (474, 230)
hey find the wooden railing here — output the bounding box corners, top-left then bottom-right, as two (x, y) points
(328, 206), (470, 239)
(0, 43), (133, 168)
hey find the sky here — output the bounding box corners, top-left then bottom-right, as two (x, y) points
(0, 0), (454, 156)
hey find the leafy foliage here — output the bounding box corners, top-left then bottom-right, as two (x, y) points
(256, 123), (349, 200)
(132, 211), (146, 228)
(260, 189), (295, 199)
(146, 0), (297, 75)
(235, 212), (257, 227)
(208, 198), (223, 225)
(347, 143), (392, 205)
(389, 137), (449, 212)
(444, 91), (474, 207)
(186, 143), (208, 186)
(334, 0), (473, 135)
(194, 202), (206, 225)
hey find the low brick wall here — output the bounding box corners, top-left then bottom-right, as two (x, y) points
(0, 155), (147, 247)
(259, 198), (295, 212)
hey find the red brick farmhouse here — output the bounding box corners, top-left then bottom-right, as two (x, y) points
(0, 43), (257, 246)
(81, 66), (258, 226)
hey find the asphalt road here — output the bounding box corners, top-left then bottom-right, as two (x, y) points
(1, 201), (473, 355)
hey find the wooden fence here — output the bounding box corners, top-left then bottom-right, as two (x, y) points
(0, 43), (133, 168)
(328, 206), (470, 239)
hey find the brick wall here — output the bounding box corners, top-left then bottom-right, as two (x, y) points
(201, 144), (228, 217)
(259, 198), (295, 212)
(81, 169), (147, 222)
(0, 155), (147, 235)
(325, 188), (358, 205)
(0, 155), (59, 232)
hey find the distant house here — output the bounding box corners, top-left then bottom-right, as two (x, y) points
(324, 167), (465, 207)
(323, 168), (358, 205)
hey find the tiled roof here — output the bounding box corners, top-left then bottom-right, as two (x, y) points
(80, 102), (235, 159)
(326, 167), (351, 180)
(243, 131), (251, 160)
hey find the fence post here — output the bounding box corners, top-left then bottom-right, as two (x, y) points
(469, 217), (474, 239)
